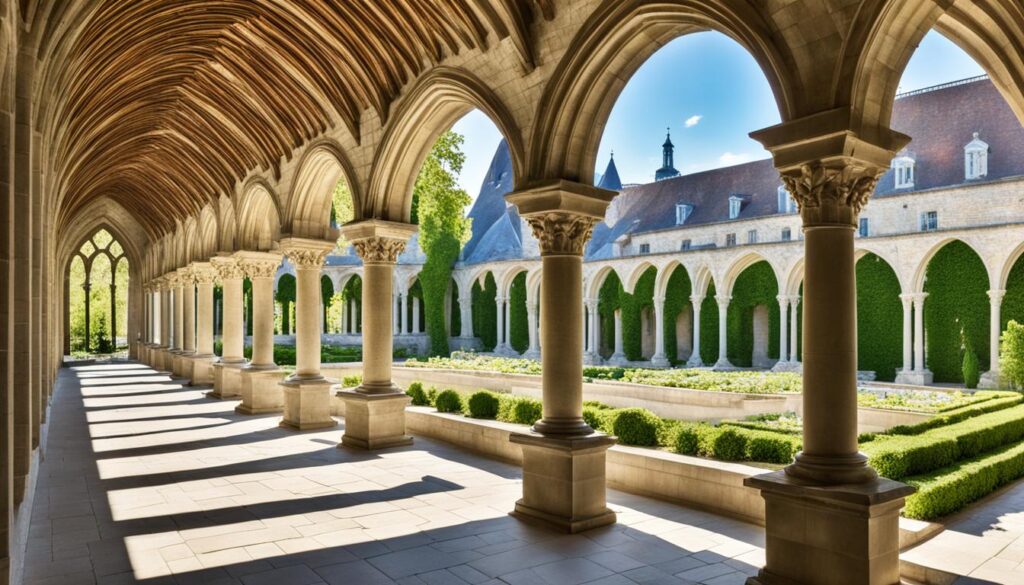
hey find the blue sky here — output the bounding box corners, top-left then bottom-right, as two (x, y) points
(451, 30), (985, 199)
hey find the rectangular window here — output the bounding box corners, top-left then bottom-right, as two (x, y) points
(920, 211), (938, 231)
(726, 233), (736, 247)
(859, 217), (870, 237)
(680, 239), (691, 251)
(781, 228), (791, 241)
(747, 230), (757, 244)
(639, 243), (650, 254)
(729, 196), (743, 219)
(676, 204), (693, 225)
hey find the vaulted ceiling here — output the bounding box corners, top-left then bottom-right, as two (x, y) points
(44, 0), (552, 235)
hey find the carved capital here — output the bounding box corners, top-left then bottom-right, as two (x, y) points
(238, 259), (279, 279)
(163, 272), (181, 288)
(279, 237), (333, 270)
(190, 262), (217, 285)
(352, 237), (406, 264)
(523, 212), (598, 256)
(780, 162), (885, 227)
(210, 256), (245, 282)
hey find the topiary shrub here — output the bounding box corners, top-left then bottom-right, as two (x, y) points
(467, 391), (500, 419)
(606, 408), (661, 446)
(582, 406), (607, 432)
(963, 346), (980, 389)
(1000, 320), (1024, 389)
(703, 427), (747, 461)
(497, 396), (543, 425)
(434, 389), (463, 413)
(406, 382), (429, 406)
(744, 431), (800, 464)
(426, 386), (439, 405)
(672, 423), (703, 455)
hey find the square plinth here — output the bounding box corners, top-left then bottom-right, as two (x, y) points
(744, 470), (915, 585)
(338, 389), (413, 450)
(279, 377), (338, 431)
(234, 367), (288, 414)
(188, 355), (216, 385)
(210, 361), (246, 399)
(509, 431), (617, 534)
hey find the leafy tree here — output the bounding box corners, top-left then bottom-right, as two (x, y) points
(331, 180), (355, 249)
(414, 131), (473, 355)
(1000, 320), (1024, 389)
(276, 274), (296, 335)
(92, 314), (114, 354)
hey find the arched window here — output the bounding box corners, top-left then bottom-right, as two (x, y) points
(964, 132), (989, 180)
(68, 228), (129, 354)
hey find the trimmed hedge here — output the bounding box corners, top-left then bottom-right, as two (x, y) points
(434, 389), (463, 413)
(496, 396), (543, 426)
(671, 422), (800, 464)
(864, 404), (1024, 480)
(406, 382), (430, 406)
(903, 440), (1024, 520)
(604, 408), (661, 447)
(467, 391), (500, 419)
(886, 392), (1022, 435)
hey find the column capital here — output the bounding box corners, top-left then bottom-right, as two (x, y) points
(495, 295), (507, 303)
(776, 294), (789, 307)
(787, 295), (801, 305)
(912, 292), (929, 303)
(189, 261), (217, 285)
(689, 294), (705, 305)
(280, 237), (334, 269)
(163, 271), (182, 288)
(235, 250), (283, 279)
(340, 219), (415, 265)
(584, 297), (599, 309)
(506, 180), (615, 256)
(779, 162), (885, 228)
(177, 266), (196, 285)
(653, 295), (666, 306)
(715, 294), (732, 308)
(988, 289), (1007, 303)
(211, 255), (245, 281)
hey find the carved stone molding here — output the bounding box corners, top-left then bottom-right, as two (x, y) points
(523, 212), (598, 256)
(190, 262), (217, 285)
(239, 258), (280, 279)
(279, 237), (334, 270)
(780, 162), (885, 228)
(352, 237), (407, 264)
(210, 257), (245, 282)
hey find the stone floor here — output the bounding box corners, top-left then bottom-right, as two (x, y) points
(20, 362), (767, 585)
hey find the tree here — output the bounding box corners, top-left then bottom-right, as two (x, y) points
(1000, 320), (1024, 389)
(414, 131), (473, 356)
(332, 180), (355, 249)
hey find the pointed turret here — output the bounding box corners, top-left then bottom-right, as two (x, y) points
(597, 151), (622, 191)
(655, 127), (680, 181)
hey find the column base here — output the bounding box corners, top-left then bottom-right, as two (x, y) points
(509, 431), (617, 534)
(172, 351), (193, 379)
(650, 354), (671, 369)
(337, 388), (413, 450)
(712, 358), (735, 371)
(582, 352), (603, 366)
(188, 354), (216, 385)
(979, 370), (1000, 389)
(279, 376), (338, 430)
(159, 349), (176, 374)
(233, 366), (288, 414)
(606, 352), (628, 366)
(771, 360), (802, 373)
(744, 470), (914, 585)
(894, 369), (933, 386)
(493, 344), (519, 357)
(210, 360), (246, 399)
(685, 354), (703, 368)
(522, 348), (541, 360)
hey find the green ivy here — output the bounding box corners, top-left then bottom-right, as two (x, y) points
(598, 271), (623, 358)
(726, 261), (779, 367)
(700, 283), (719, 365)
(924, 241), (989, 383)
(450, 283), (461, 337)
(856, 253), (902, 381)
(321, 275), (334, 331)
(341, 275), (362, 332)
(1003, 254), (1024, 331)
(509, 271), (529, 352)
(662, 266), (693, 365)
(472, 273), (497, 350)
(276, 273), (296, 335)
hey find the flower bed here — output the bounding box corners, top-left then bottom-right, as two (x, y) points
(856, 388), (998, 413)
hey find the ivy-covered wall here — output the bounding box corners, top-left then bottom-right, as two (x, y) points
(598, 271), (622, 358)
(924, 240), (989, 383)
(450, 282), (461, 337)
(509, 272), (529, 352)
(596, 268), (657, 361)
(472, 273), (497, 350)
(276, 273), (296, 335)
(662, 266), (692, 364)
(726, 261), (780, 366)
(1002, 255), (1024, 331)
(856, 253), (902, 381)
(700, 282), (719, 365)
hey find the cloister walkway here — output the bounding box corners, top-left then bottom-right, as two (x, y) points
(20, 362), (766, 585)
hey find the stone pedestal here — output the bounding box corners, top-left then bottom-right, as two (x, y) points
(649, 355), (671, 368)
(235, 367), (288, 414)
(188, 355), (216, 385)
(509, 432), (617, 534)
(279, 377), (337, 430)
(338, 389), (412, 449)
(744, 471), (914, 585)
(979, 370), (1000, 389)
(771, 360), (802, 373)
(210, 361), (245, 398)
(894, 369), (933, 386)
(582, 352), (602, 365)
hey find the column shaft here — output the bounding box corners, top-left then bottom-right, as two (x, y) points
(526, 303), (539, 355)
(251, 275), (275, 367)
(613, 310), (624, 357)
(459, 296), (474, 338)
(914, 294), (927, 373)
(361, 263), (394, 390)
(778, 296), (789, 364)
(173, 282), (184, 351)
(689, 296), (702, 366)
(789, 297), (799, 362)
(495, 297), (506, 351)
(196, 279), (214, 355)
(988, 290), (1005, 374)
(400, 293), (408, 335)
(900, 294), (913, 371)
(183, 277), (195, 353)
(221, 274), (244, 362)
(412, 296), (420, 334)
(535, 255), (587, 432)
(715, 296), (731, 367)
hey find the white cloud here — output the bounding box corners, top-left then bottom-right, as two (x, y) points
(718, 152), (753, 166)
(684, 115), (702, 128)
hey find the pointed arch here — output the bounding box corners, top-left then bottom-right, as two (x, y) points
(623, 261), (657, 295)
(237, 179), (283, 252)
(286, 139), (360, 240)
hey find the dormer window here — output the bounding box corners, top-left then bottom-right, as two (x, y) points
(675, 203), (693, 225)
(729, 196), (744, 220)
(777, 186), (797, 214)
(893, 155), (915, 189)
(965, 132), (989, 180)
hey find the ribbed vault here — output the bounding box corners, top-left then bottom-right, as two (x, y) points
(43, 0), (552, 236)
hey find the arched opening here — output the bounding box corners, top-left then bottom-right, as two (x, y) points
(340, 275), (363, 335)
(507, 271), (529, 354)
(856, 253), (902, 381)
(597, 270), (623, 360)
(471, 272), (498, 351)
(275, 273), (296, 336)
(726, 260), (779, 368)
(66, 228), (130, 356)
(1004, 252), (1024, 331)
(924, 240), (990, 383)
(320, 275), (334, 333)
(661, 264), (693, 364)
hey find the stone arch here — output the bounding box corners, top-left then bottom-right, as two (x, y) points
(587, 265), (621, 300)
(526, 269), (543, 305)
(285, 139), (360, 240)
(192, 206), (218, 262)
(1000, 241), (1024, 291)
(654, 260), (689, 299)
(691, 265), (715, 298)
(721, 251), (777, 297)
(366, 66), (525, 222)
(236, 179), (283, 252)
(623, 261), (657, 295)
(217, 194), (237, 253)
(499, 265), (530, 298)
(181, 217), (197, 266)
(912, 237), (989, 293)
(782, 257), (804, 297)
(528, 0), (795, 183)
(847, 3), (1024, 133)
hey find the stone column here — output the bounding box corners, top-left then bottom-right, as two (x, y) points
(713, 295), (732, 369)
(160, 280), (172, 371)
(583, 298), (599, 364)
(190, 262), (218, 384)
(504, 296), (513, 351)
(400, 291), (408, 335)
(651, 295), (669, 368)
(233, 251), (286, 411)
(181, 268), (196, 379)
(278, 238), (337, 430)
(456, 293), (475, 349)
(742, 142), (913, 585)
(339, 220), (417, 450)
(524, 301), (541, 359)
(913, 293), (931, 385)
(899, 293), (913, 374)
(788, 295), (800, 363)
(981, 290), (1006, 388)
(687, 295), (703, 367)
(342, 297), (349, 334)
(211, 256), (247, 398)
(506, 181), (617, 533)
(412, 296), (420, 334)
(777, 296), (789, 365)
(608, 309), (626, 365)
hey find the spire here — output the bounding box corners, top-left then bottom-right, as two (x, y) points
(663, 128), (674, 149)
(598, 151), (622, 191)
(656, 127), (680, 182)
